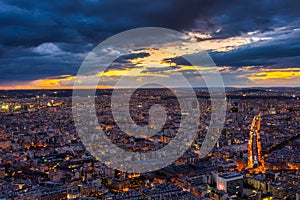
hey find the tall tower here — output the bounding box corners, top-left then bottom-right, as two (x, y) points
(247, 112), (264, 171)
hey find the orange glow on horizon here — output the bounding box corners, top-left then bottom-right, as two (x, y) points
(97, 68), (167, 77)
(0, 75), (111, 90)
(1, 67), (300, 90)
(249, 68), (300, 80)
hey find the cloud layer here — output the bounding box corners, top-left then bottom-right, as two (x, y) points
(0, 0), (300, 88)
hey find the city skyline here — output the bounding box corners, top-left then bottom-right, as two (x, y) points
(0, 88), (299, 199)
(0, 1), (300, 199)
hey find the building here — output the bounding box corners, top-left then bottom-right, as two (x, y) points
(0, 165), (5, 179)
(217, 172), (243, 196)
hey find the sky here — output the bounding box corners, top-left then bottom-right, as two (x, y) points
(0, 0), (300, 89)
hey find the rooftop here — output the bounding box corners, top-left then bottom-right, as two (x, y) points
(218, 172), (243, 179)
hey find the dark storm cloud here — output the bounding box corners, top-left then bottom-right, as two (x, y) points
(163, 57), (191, 66)
(105, 52), (151, 71)
(0, 53), (81, 82)
(117, 52), (150, 63)
(209, 0), (300, 39)
(1, 0), (300, 45)
(165, 28), (300, 68)
(0, 0), (300, 83)
(0, 0), (218, 47)
(165, 37), (300, 69)
(211, 30), (300, 67)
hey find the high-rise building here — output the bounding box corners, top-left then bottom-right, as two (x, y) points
(217, 172), (243, 196)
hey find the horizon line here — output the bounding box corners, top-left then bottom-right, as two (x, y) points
(0, 86), (299, 91)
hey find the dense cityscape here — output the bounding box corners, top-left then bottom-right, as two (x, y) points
(0, 88), (299, 200)
(1, 1), (300, 199)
